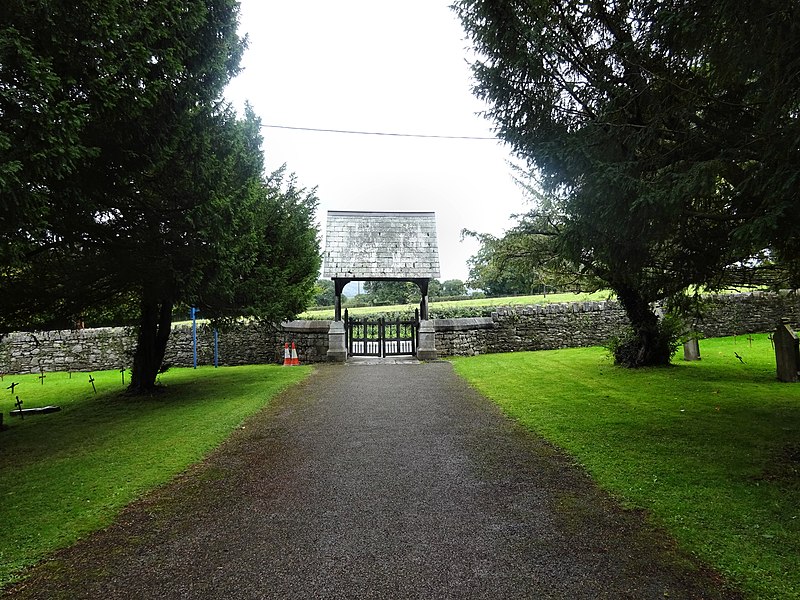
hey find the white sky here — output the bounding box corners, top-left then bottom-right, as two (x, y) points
(224, 0), (527, 281)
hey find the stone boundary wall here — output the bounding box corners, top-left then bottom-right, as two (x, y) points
(434, 291), (800, 357)
(1, 292), (797, 373)
(0, 320), (331, 375)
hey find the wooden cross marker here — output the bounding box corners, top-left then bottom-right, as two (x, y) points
(7, 381), (19, 395)
(39, 369), (46, 385)
(89, 374), (96, 394)
(120, 368), (125, 386)
(768, 333), (775, 349)
(14, 395), (24, 420)
(748, 335), (754, 348)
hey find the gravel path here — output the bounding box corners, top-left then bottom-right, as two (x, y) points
(8, 362), (739, 599)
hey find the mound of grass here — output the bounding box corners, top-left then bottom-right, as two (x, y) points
(0, 365), (310, 587)
(451, 334), (800, 599)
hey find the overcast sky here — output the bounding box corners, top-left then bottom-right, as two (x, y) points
(224, 0), (527, 281)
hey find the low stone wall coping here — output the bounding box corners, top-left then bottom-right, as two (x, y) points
(281, 320), (332, 333)
(433, 317), (495, 331)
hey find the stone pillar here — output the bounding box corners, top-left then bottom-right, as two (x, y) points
(416, 320), (437, 361)
(683, 338), (701, 361)
(774, 320), (799, 382)
(327, 320), (347, 362)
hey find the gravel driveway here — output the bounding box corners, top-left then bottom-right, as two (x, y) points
(7, 362), (739, 599)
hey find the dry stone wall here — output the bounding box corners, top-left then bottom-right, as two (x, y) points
(1, 292), (798, 374)
(0, 320), (330, 374)
(435, 291), (800, 357)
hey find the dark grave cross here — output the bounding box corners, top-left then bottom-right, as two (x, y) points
(120, 368), (125, 386)
(89, 374), (97, 394)
(748, 335), (754, 348)
(768, 333), (775, 349)
(7, 381), (19, 395)
(14, 395), (23, 420)
(39, 369), (46, 385)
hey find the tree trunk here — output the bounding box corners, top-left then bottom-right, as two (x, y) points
(614, 285), (672, 367)
(129, 292), (174, 394)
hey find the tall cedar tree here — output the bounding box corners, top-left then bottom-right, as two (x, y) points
(0, 1), (321, 390)
(454, 1), (800, 366)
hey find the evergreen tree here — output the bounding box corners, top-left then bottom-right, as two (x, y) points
(0, 1), (321, 390)
(455, 0), (800, 366)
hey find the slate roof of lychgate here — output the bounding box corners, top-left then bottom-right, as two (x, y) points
(322, 211), (441, 279)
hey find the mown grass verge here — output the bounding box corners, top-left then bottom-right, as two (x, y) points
(451, 334), (799, 600)
(0, 365), (311, 587)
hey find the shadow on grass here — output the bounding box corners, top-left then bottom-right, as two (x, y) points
(0, 366), (304, 469)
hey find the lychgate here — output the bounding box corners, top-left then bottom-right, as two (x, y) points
(322, 211), (440, 362)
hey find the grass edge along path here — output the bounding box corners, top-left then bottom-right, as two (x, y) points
(0, 364), (311, 588)
(451, 334), (800, 600)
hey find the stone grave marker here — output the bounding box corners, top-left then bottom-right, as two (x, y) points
(683, 338), (701, 361)
(774, 320), (800, 382)
(11, 403), (61, 417)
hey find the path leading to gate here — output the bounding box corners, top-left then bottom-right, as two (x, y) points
(10, 362), (738, 599)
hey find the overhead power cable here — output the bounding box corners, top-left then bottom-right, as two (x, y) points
(260, 123), (497, 140)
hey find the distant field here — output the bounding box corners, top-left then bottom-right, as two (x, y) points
(300, 290), (615, 319)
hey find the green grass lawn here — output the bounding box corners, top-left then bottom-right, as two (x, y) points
(0, 365), (311, 587)
(451, 333), (800, 599)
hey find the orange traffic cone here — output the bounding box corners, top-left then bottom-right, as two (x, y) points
(283, 342), (291, 366)
(290, 341), (300, 366)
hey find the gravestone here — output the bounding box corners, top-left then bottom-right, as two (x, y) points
(683, 338), (701, 361)
(774, 320), (800, 382)
(11, 405), (60, 417)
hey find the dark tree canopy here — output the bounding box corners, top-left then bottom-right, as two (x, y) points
(0, 1), (321, 390)
(455, 0), (800, 366)
(363, 281), (421, 306)
(439, 279), (467, 298)
(464, 225), (575, 297)
(313, 279), (337, 307)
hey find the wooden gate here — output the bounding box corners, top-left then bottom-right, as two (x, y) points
(345, 309), (418, 358)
